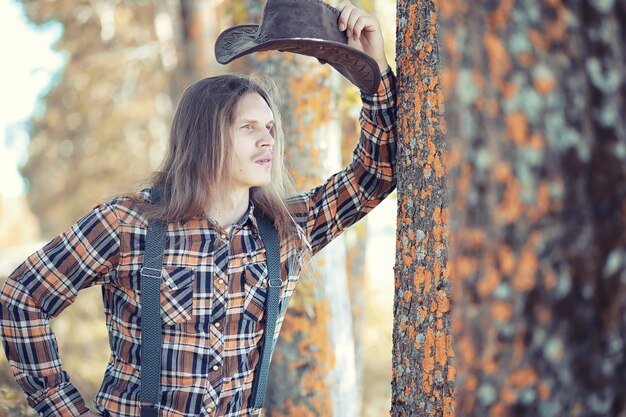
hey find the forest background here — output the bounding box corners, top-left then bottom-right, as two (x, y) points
(0, 0), (397, 416)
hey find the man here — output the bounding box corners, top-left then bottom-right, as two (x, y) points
(0, 1), (397, 416)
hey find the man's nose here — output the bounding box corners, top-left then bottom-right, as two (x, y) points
(259, 129), (275, 147)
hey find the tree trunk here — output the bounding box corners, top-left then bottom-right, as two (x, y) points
(259, 57), (360, 417)
(391, 1), (454, 416)
(441, 0), (626, 415)
(230, 2), (360, 416)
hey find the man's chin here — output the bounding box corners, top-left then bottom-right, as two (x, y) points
(250, 178), (272, 188)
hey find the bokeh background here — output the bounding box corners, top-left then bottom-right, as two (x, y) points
(0, 0), (397, 416)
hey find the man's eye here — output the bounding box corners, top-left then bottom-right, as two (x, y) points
(241, 124), (252, 130)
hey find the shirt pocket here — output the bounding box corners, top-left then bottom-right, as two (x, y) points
(160, 265), (195, 326)
(242, 255), (287, 323)
(243, 260), (268, 322)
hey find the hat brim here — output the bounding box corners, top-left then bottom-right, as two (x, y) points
(215, 24), (381, 94)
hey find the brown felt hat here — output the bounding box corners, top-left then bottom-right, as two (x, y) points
(214, 0), (382, 94)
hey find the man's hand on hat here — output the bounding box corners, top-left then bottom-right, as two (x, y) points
(336, 1), (388, 72)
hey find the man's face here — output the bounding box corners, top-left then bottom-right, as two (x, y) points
(229, 92), (275, 191)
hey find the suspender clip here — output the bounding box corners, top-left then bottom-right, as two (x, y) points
(268, 278), (282, 288)
(141, 266), (162, 279)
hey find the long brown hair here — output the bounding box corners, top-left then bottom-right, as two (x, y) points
(140, 74), (300, 241)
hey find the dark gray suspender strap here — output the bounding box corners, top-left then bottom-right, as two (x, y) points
(250, 213), (282, 410)
(140, 188), (166, 417)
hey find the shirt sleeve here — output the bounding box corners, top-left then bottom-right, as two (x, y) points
(287, 68), (397, 256)
(0, 202), (121, 416)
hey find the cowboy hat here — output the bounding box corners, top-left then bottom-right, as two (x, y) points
(214, 0), (381, 94)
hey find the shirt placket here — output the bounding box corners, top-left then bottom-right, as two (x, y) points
(202, 229), (231, 416)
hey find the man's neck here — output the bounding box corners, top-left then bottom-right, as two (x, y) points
(205, 188), (250, 229)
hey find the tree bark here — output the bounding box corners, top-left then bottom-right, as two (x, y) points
(256, 56), (360, 417)
(392, 1), (454, 416)
(441, 0), (626, 415)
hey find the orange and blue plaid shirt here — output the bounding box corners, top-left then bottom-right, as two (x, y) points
(0, 69), (396, 417)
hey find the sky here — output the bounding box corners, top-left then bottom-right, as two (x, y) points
(0, 1), (64, 198)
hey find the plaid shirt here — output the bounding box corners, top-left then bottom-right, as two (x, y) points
(0, 69), (396, 417)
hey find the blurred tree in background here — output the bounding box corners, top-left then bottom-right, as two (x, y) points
(442, 0), (626, 416)
(21, 0), (173, 236)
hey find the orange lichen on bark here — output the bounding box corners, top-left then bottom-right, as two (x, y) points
(543, 266), (558, 290)
(414, 265), (434, 292)
(534, 76), (556, 95)
(493, 161), (512, 182)
(483, 32), (511, 89)
(437, 289), (450, 315)
(509, 367), (538, 388)
(435, 330), (448, 366)
(273, 399), (329, 417)
(482, 357), (498, 374)
(403, 254), (415, 268)
(528, 29), (548, 51)
(478, 264), (501, 298)
(457, 337), (476, 367)
(517, 52), (538, 67)
(285, 64), (332, 193)
(512, 331), (527, 363)
(536, 305), (551, 324)
(490, 404), (506, 417)
(440, 0), (468, 17)
(506, 111), (528, 145)
(422, 327), (436, 393)
(492, 301), (513, 321)
(487, 0), (514, 29)
(455, 256), (479, 281)
(496, 176), (523, 223)
(528, 181), (551, 221)
(538, 381), (551, 400)
(274, 288), (333, 416)
(512, 233), (541, 291)
(498, 244), (516, 275)
(447, 364), (456, 381)
(546, 15), (567, 42)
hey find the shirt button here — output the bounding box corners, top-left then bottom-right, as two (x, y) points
(207, 407), (213, 413)
(220, 233), (227, 239)
(217, 279), (225, 285)
(212, 365), (220, 371)
(214, 322), (221, 328)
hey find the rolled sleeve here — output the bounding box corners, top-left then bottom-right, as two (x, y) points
(0, 202), (120, 416)
(32, 381), (89, 417)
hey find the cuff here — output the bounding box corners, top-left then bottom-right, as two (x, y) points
(31, 382), (89, 417)
(360, 67), (396, 105)
(359, 68), (397, 131)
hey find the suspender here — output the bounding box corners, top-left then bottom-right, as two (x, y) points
(140, 188), (166, 417)
(139, 189), (281, 416)
(251, 213), (282, 410)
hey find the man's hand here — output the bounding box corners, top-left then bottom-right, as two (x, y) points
(336, 1), (389, 72)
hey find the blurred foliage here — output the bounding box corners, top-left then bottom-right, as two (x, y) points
(20, 0), (177, 236)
